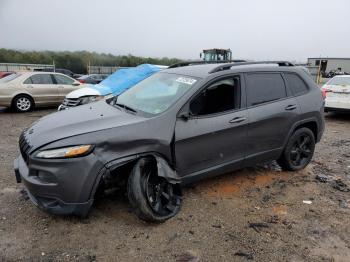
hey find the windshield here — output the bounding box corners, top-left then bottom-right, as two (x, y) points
(115, 72), (198, 115)
(0, 73), (21, 83)
(327, 77), (350, 86)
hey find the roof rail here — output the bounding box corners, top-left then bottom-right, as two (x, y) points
(168, 60), (247, 69)
(208, 61), (295, 73)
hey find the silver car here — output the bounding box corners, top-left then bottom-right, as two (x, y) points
(0, 72), (81, 112)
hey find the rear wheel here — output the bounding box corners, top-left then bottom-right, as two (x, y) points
(277, 128), (315, 171)
(13, 95), (33, 112)
(127, 157), (182, 223)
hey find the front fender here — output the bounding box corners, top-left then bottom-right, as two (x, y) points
(89, 153), (180, 200)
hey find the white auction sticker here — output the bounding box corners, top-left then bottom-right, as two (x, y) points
(175, 77), (197, 85)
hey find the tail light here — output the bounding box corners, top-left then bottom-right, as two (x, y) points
(78, 79), (85, 83)
(321, 87), (332, 99)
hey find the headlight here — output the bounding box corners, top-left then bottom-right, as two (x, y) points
(35, 145), (93, 159)
(79, 95), (103, 105)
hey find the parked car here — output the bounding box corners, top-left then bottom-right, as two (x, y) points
(77, 74), (108, 84)
(322, 75), (350, 112)
(0, 71), (14, 79)
(0, 72), (81, 112)
(34, 68), (76, 78)
(325, 69), (349, 79)
(58, 64), (163, 110)
(14, 61), (324, 222)
(73, 73), (83, 79)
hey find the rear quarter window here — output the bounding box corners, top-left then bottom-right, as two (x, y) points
(245, 73), (286, 107)
(23, 77), (33, 84)
(54, 74), (74, 85)
(284, 73), (308, 96)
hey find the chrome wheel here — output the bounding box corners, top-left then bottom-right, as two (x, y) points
(15, 97), (32, 112)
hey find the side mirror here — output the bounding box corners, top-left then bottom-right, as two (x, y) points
(72, 82), (80, 86)
(178, 112), (190, 121)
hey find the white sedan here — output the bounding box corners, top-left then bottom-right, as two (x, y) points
(322, 75), (350, 112)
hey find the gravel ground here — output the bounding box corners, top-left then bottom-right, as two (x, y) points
(0, 108), (349, 262)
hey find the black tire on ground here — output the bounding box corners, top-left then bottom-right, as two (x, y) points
(12, 95), (34, 112)
(127, 157), (182, 223)
(277, 127), (315, 171)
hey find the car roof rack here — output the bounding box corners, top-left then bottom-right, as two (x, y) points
(168, 60), (247, 69)
(208, 61), (295, 73)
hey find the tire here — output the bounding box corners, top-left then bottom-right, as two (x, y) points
(12, 95), (34, 112)
(127, 157), (182, 223)
(277, 127), (315, 171)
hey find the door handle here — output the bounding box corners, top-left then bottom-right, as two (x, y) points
(58, 86), (64, 88)
(229, 117), (246, 124)
(285, 104), (297, 111)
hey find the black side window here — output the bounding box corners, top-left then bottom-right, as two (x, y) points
(190, 77), (240, 116)
(284, 73), (308, 96)
(246, 73), (286, 107)
(30, 74), (53, 85)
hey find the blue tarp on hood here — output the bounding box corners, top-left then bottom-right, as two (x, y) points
(92, 64), (161, 96)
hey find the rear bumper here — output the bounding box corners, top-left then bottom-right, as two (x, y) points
(325, 106), (350, 113)
(325, 100), (350, 111)
(0, 96), (12, 107)
(13, 153), (104, 217)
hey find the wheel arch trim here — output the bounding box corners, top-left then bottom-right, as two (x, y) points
(11, 93), (35, 107)
(89, 152), (180, 201)
(284, 117), (319, 148)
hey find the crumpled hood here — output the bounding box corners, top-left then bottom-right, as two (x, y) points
(25, 100), (146, 151)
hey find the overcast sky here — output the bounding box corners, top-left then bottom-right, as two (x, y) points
(0, 0), (349, 62)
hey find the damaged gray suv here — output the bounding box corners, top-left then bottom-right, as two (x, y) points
(14, 61), (325, 222)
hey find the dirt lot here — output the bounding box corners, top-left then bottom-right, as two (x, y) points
(0, 108), (349, 262)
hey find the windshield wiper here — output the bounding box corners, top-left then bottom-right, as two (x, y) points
(115, 102), (137, 113)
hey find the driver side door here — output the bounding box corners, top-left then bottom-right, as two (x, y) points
(174, 75), (248, 182)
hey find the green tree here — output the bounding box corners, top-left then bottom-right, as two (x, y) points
(0, 48), (182, 74)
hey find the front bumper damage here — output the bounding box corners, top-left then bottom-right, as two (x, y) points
(13, 153), (104, 217)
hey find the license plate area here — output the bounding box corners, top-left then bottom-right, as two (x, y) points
(327, 92), (350, 99)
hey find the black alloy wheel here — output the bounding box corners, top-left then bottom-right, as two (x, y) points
(127, 157), (182, 223)
(277, 128), (315, 171)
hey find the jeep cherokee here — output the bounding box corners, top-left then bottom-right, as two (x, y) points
(14, 61), (325, 222)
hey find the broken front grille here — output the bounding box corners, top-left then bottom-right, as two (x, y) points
(62, 98), (80, 107)
(19, 132), (32, 164)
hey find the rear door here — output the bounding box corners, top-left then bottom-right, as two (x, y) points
(175, 75), (248, 180)
(244, 72), (300, 165)
(22, 74), (59, 105)
(52, 74), (80, 101)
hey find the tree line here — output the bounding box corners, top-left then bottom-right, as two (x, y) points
(0, 48), (182, 73)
